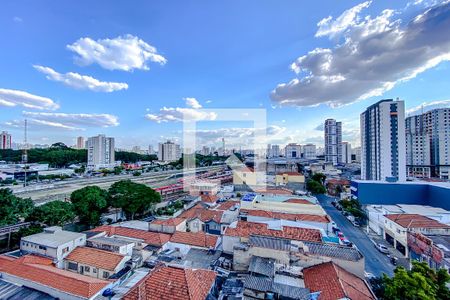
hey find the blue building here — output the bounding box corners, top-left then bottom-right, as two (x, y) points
(351, 180), (450, 210)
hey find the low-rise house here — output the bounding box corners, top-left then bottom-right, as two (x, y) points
(200, 194), (219, 206)
(189, 180), (220, 196)
(149, 217), (187, 233)
(65, 247), (130, 279)
(20, 226), (86, 268)
(223, 221), (322, 254)
(383, 214), (450, 256)
(86, 236), (134, 256)
(122, 265), (217, 300)
(303, 261), (376, 300)
(179, 205), (224, 234)
(164, 231), (219, 256)
(326, 178), (350, 196)
(275, 171), (305, 189)
(408, 232), (450, 272)
(0, 255), (110, 300)
(216, 200), (240, 211)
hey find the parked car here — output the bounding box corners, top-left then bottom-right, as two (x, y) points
(331, 201), (337, 207)
(352, 221), (360, 227)
(342, 239), (353, 247)
(375, 243), (389, 254)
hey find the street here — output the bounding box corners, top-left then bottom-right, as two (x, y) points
(317, 194), (395, 277)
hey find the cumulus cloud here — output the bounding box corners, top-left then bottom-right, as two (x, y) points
(0, 88), (59, 110)
(271, 1), (450, 107)
(5, 111), (120, 131)
(33, 65), (128, 92)
(406, 99), (450, 115)
(314, 123), (325, 131)
(145, 98), (217, 123)
(67, 34), (167, 71)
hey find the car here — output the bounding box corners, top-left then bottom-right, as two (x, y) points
(375, 243), (389, 254)
(331, 201), (337, 206)
(352, 221), (360, 227)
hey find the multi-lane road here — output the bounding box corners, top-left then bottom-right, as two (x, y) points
(317, 194), (395, 277)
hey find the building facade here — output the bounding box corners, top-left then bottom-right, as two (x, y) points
(87, 134), (115, 170)
(158, 140), (181, 161)
(341, 142), (352, 164)
(406, 108), (450, 179)
(360, 99), (406, 181)
(284, 143), (301, 159)
(0, 131), (12, 149)
(324, 119), (342, 165)
(303, 143), (316, 159)
(76, 136), (85, 149)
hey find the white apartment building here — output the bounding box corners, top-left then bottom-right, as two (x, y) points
(76, 136), (85, 149)
(87, 134), (115, 170)
(158, 140), (181, 161)
(406, 108), (450, 179)
(267, 144), (280, 158)
(360, 99), (406, 181)
(0, 131), (12, 149)
(284, 143), (301, 159)
(352, 147), (361, 163)
(324, 119), (342, 165)
(341, 142), (352, 164)
(302, 143), (316, 159)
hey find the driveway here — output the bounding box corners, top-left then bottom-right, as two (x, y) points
(317, 194), (394, 277)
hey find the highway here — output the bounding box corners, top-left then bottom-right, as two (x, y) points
(317, 194), (395, 278)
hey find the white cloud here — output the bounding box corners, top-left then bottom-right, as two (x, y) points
(6, 111), (120, 131)
(13, 17), (23, 23)
(67, 34), (167, 71)
(33, 65), (128, 92)
(0, 88), (59, 110)
(145, 98), (217, 123)
(271, 1), (450, 108)
(406, 99), (450, 115)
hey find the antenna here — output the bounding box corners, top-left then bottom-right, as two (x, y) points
(22, 119), (28, 187)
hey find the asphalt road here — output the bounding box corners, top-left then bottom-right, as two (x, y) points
(317, 194), (394, 277)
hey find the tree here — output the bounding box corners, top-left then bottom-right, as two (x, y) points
(108, 180), (161, 220)
(306, 179), (326, 194)
(0, 189), (34, 226)
(70, 186), (108, 227)
(28, 201), (75, 226)
(311, 173), (326, 184)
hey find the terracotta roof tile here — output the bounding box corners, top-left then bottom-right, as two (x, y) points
(216, 200), (240, 211)
(123, 265), (216, 300)
(66, 247), (127, 271)
(224, 221), (322, 242)
(284, 198), (314, 205)
(384, 214), (450, 229)
(91, 225), (171, 246)
(179, 207), (223, 223)
(201, 194), (219, 203)
(0, 255), (109, 299)
(303, 261), (375, 300)
(152, 218), (185, 226)
(170, 231), (218, 248)
(241, 209), (330, 223)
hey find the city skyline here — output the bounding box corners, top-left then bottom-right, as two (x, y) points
(1, 0), (450, 149)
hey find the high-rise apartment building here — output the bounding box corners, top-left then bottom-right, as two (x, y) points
(158, 141), (181, 162)
(76, 136), (85, 149)
(324, 119), (342, 165)
(267, 144), (280, 158)
(302, 144), (316, 159)
(0, 131), (12, 149)
(87, 135), (115, 170)
(360, 99), (406, 181)
(284, 143), (301, 159)
(341, 142), (352, 164)
(406, 108), (450, 179)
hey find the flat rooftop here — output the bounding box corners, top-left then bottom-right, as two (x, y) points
(21, 227), (85, 248)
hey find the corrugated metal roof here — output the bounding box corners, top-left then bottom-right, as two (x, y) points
(248, 235), (291, 251)
(304, 241), (363, 261)
(248, 256), (275, 277)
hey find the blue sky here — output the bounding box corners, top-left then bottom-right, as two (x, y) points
(1, 0), (449, 149)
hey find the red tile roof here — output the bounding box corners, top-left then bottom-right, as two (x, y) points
(91, 225), (171, 246)
(179, 207), (223, 223)
(303, 262), (375, 300)
(384, 214), (450, 229)
(240, 209), (330, 223)
(201, 194), (219, 203)
(123, 265), (216, 300)
(170, 231), (218, 248)
(66, 247), (127, 271)
(224, 221), (322, 242)
(284, 198), (314, 205)
(0, 255), (109, 299)
(152, 218), (186, 226)
(216, 200), (240, 211)
(277, 171), (302, 176)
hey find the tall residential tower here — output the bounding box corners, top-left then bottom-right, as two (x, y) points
(87, 134), (115, 170)
(324, 119), (342, 165)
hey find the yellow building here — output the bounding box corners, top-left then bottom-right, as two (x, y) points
(275, 172), (305, 186)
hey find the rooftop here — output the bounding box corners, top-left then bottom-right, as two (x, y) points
(216, 200), (240, 211)
(303, 262), (375, 300)
(283, 198), (314, 205)
(200, 194), (219, 203)
(179, 206), (223, 223)
(65, 247), (127, 271)
(89, 225), (171, 246)
(123, 265), (216, 300)
(244, 275), (310, 300)
(249, 256), (275, 277)
(385, 214), (450, 229)
(87, 236), (133, 247)
(225, 221), (322, 243)
(303, 241), (363, 261)
(170, 231), (218, 248)
(151, 217), (186, 226)
(241, 209), (330, 223)
(21, 227), (85, 248)
(0, 255), (109, 299)
(0, 279), (56, 300)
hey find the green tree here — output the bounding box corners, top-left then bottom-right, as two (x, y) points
(0, 189), (34, 226)
(28, 201), (75, 226)
(306, 179), (326, 194)
(311, 173), (326, 184)
(70, 186), (108, 227)
(108, 180), (161, 220)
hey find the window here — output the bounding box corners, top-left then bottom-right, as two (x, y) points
(62, 246), (70, 253)
(39, 245), (47, 250)
(67, 262), (78, 271)
(93, 268), (97, 273)
(84, 266), (90, 272)
(103, 271), (110, 279)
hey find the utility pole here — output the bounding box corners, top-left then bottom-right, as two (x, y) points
(22, 119), (28, 187)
